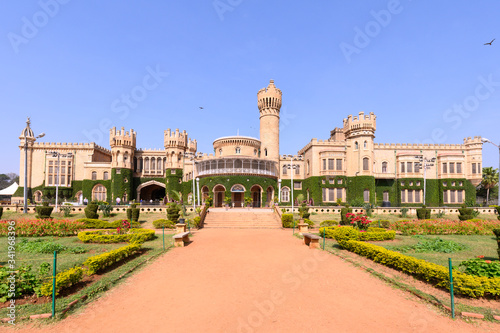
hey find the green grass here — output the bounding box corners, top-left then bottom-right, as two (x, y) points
(373, 234), (499, 268)
(0, 234), (173, 320)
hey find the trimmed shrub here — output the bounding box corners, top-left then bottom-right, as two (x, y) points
(83, 243), (142, 275)
(494, 229), (500, 260)
(332, 226), (359, 243)
(319, 220), (338, 227)
(358, 230), (396, 241)
(188, 216), (202, 229)
(319, 226), (338, 238)
(153, 219), (176, 229)
(340, 207), (352, 225)
(302, 218), (314, 228)
(35, 202), (53, 219)
(126, 207), (140, 222)
(281, 214), (294, 228)
(39, 266), (84, 296)
(85, 203), (99, 219)
(367, 227), (386, 233)
(416, 205), (431, 220)
(77, 229), (155, 244)
(167, 203), (180, 223)
(390, 219), (500, 235)
(339, 240), (500, 298)
(458, 204), (474, 221)
(76, 218), (140, 229)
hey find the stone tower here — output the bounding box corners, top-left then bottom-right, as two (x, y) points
(164, 129), (197, 169)
(109, 127), (136, 169)
(343, 112), (376, 176)
(257, 80), (282, 162)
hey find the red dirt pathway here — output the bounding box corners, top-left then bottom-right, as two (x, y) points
(21, 229), (499, 332)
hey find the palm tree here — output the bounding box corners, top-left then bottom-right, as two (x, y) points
(481, 167), (499, 204)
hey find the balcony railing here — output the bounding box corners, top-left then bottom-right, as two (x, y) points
(197, 158), (277, 177)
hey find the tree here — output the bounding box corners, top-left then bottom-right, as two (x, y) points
(480, 167), (499, 205)
(0, 173), (18, 191)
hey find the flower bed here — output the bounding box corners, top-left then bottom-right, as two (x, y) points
(338, 239), (500, 298)
(76, 218), (140, 229)
(77, 229), (155, 244)
(0, 219), (84, 237)
(319, 226), (395, 241)
(390, 219), (500, 236)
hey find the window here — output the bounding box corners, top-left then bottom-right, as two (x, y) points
(383, 191), (389, 202)
(328, 188), (334, 201)
(401, 190), (405, 202)
(336, 159), (342, 171)
(457, 190), (463, 203)
(409, 181), (413, 186)
(48, 175), (53, 186)
(416, 181), (421, 186)
(294, 181), (302, 190)
(414, 162), (420, 173)
(442, 163), (447, 174)
(363, 141), (367, 149)
(264, 149), (267, 156)
(281, 187), (290, 202)
(307, 160), (310, 175)
(337, 188), (343, 200)
(363, 189), (370, 202)
(382, 162), (388, 173)
(407, 190), (413, 203)
(401, 190), (422, 203)
(328, 159), (334, 170)
(235, 147), (241, 154)
(254, 149), (257, 156)
(400, 181), (405, 186)
(295, 166), (300, 175)
(415, 190), (420, 203)
(103, 171), (109, 180)
(322, 187), (345, 202)
(457, 162), (462, 174)
(472, 163), (476, 174)
(450, 190), (456, 203)
(443, 191), (448, 203)
(443, 190), (464, 204)
(401, 162), (405, 173)
(91, 171), (97, 180)
(407, 162), (413, 173)
(92, 184), (107, 201)
(451, 181), (456, 186)
(459, 181), (463, 186)
(282, 165), (287, 175)
(354, 142), (359, 150)
(219, 149), (223, 156)
(323, 159), (326, 170)
(449, 162), (455, 173)
(337, 179), (343, 185)
(322, 179), (326, 184)
(443, 182), (447, 187)
(329, 178), (334, 184)
(363, 158), (369, 171)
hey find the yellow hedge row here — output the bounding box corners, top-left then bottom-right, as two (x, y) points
(83, 242), (142, 275)
(318, 226), (395, 241)
(339, 240), (500, 298)
(39, 266), (84, 297)
(77, 229), (155, 244)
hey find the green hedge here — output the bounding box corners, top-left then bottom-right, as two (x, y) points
(318, 226), (395, 241)
(84, 203), (99, 219)
(152, 219), (176, 229)
(76, 218), (140, 229)
(338, 240), (500, 298)
(77, 229), (155, 244)
(39, 266), (84, 296)
(83, 242), (142, 275)
(35, 206), (53, 219)
(282, 214), (294, 228)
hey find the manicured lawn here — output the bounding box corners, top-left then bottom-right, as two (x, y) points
(371, 234), (499, 269)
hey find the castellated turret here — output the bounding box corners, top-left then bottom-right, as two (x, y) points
(343, 112), (376, 139)
(164, 129), (197, 169)
(110, 127), (136, 169)
(257, 80), (282, 162)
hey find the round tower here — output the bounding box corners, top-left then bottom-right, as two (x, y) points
(18, 117), (37, 192)
(257, 79), (282, 162)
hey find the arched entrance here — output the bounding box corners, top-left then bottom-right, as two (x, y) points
(266, 186), (274, 207)
(231, 184), (245, 207)
(136, 180), (166, 203)
(250, 185), (262, 208)
(213, 185), (226, 207)
(201, 186), (209, 204)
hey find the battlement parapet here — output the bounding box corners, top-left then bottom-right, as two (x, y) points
(109, 127), (136, 147)
(463, 136), (483, 144)
(373, 142), (465, 149)
(30, 142), (111, 153)
(343, 112), (376, 137)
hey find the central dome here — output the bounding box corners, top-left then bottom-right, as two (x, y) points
(213, 136), (261, 157)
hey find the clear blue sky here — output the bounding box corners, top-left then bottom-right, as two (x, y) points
(1, 0), (499, 175)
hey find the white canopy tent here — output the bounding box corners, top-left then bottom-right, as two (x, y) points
(0, 182), (19, 196)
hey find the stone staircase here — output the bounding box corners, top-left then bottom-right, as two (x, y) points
(203, 208), (282, 229)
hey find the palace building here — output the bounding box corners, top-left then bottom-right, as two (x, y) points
(14, 80), (484, 207)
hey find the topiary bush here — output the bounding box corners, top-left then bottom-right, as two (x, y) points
(458, 204), (474, 221)
(281, 214), (294, 228)
(152, 219), (176, 229)
(494, 229), (500, 260)
(35, 202), (53, 219)
(167, 203), (180, 223)
(84, 202), (99, 219)
(332, 226), (359, 245)
(416, 205), (431, 220)
(340, 206), (352, 225)
(126, 205), (140, 222)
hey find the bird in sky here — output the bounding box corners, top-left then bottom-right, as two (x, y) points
(484, 39), (495, 45)
(199, 107), (204, 109)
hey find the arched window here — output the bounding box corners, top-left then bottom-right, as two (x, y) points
(103, 171), (109, 180)
(383, 191), (389, 202)
(34, 190), (42, 203)
(91, 171), (97, 180)
(364, 141), (367, 149)
(92, 184), (107, 201)
(219, 149), (223, 156)
(355, 142), (359, 150)
(363, 157), (369, 171)
(254, 149), (257, 156)
(382, 162), (388, 173)
(295, 165), (300, 175)
(281, 187), (290, 202)
(264, 148), (267, 156)
(235, 147), (241, 154)
(282, 165), (287, 175)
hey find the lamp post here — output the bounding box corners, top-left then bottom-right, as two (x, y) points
(284, 155), (302, 232)
(196, 177), (200, 206)
(49, 152), (73, 212)
(481, 138), (500, 206)
(415, 155), (435, 206)
(278, 179), (282, 203)
(23, 119), (44, 214)
(184, 152), (196, 212)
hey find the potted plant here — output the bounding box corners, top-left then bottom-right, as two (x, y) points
(245, 197), (253, 208)
(224, 196), (232, 210)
